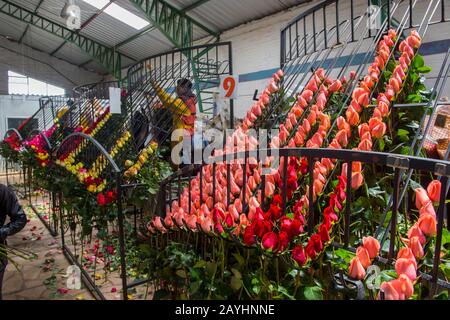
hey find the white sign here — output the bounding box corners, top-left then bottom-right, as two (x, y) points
(109, 87), (122, 114)
(219, 75), (239, 99)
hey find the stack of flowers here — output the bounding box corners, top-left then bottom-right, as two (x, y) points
(56, 107), (111, 165)
(241, 70), (284, 131)
(374, 180), (440, 300)
(124, 141), (159, 178)
(147, 30), (435, 288)
(1, 116), (33, 154)
(23, 107), (70, 167)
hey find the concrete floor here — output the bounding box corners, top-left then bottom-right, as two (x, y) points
(2, 202), (94, 300)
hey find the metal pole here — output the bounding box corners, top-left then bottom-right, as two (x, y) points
(116, 172), (128, 300)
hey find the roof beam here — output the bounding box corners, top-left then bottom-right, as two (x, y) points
(129, 0), (218, 48)
(0, 0), (122, 79)
(18, 0), (44, 44)
(183, 0), (211, 12)
(114, 0), (213, 50)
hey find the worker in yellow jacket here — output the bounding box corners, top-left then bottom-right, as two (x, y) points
(148, 65), (198, 166)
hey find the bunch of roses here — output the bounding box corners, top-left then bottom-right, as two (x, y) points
(215, 69), (335, 241)
(97, 190), (118, 206)
(285, 29), (399, 264)
(149, 127), (260, 234)
(58, 106), (111, 162)
(2, 116), (33, 152)
(348, 236), (381, 279)
(373, 180), (441, 300)
(55, 108), (112, 194)
(149, 67), (336, 240)
(3, 134), (22, 152)
(241, 70), (284, 131)
(124, 141), (159, 178)
(152, 68), (337, 250)
(23, 123), (61, 167)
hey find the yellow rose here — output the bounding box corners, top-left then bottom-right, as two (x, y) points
(87, 185), (96, 193)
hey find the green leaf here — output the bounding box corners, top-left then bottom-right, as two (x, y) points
(378, 138), (385, 151)
(232, 253), (244, 267)
(417, 66), (432, 74)
(442, 229), (450, 247)
(176, 269), (187, 278)
(231, 268), (242, 279)
(206, 261), (217, 276)
(193, 260), (207, 269)
(304, 286), (323, 300)
(397, 129), (409, 137)
(231, 276), (243, 291)
(413, 55), (425, 68)
(334, 248), (354, 262)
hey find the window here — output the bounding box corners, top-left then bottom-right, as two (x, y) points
(82, 0), (150, 30)
(7, 118), (39, 138)
(8, 71), (65, 96)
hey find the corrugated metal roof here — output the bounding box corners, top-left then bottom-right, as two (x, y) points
(0, 0), (306, 77)
(0, 13), (27, 40)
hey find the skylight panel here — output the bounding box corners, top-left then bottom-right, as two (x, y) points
(82, 0), (150, 30)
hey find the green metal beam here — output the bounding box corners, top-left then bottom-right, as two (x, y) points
(0, 0), (122, 79)
(183, 0), (212, 12)
(129, 0), (218, 48)
(18, 0), (44, 44)
(116, 0), (214, 50)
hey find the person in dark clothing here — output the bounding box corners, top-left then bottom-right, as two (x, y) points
(0, 184), (27, 300)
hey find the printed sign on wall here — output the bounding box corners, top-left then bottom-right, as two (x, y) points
(219, 75), (239, 99)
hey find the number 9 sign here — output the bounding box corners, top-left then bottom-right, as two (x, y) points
(219, 75), (239, 99)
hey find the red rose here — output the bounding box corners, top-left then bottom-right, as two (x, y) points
(269, 204), (282, 221)
(272, 195), (283, 206)
(105, 190), (116, 203)
(261, 232), (279, 252)
(330, 194), (342, 211)
(278, 231), (290, 252)
(290, 219), (304, 238)
(311, 234), (323, 252)
(215, 223), (224, 234)
(305, 239), (317, 259)
(225, 213), (234, 228)
(97, 193), (107, 206)
(318, 224), (331, 243)
(213, 208), (225, 223)
(280, 217), (293, 235)
(243, 225), (256, 246)
(292, 245), (307, 266)
(253, 219), (266, 238)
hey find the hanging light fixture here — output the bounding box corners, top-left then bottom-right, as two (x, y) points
(60, 0), (81, 30)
